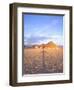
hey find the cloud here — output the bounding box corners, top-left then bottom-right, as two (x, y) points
(24, 34), (63, 46)
(24, 36), (49, 45)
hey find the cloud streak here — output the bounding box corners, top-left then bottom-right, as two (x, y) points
(24, 35), (63, 46)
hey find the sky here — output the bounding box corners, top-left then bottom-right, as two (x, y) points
(23, 14), (64, 46)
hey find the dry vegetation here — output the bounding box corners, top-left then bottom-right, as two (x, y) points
(23, 47), (63, 75)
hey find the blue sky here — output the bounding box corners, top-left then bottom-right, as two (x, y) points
(23, 14), (63, 46)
